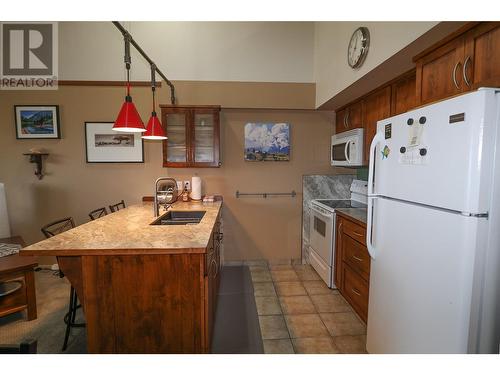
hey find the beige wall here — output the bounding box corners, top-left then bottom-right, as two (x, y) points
(314, 21), (438, 107)
(0, 82), (351, 262)
(59, 22), (315, 83)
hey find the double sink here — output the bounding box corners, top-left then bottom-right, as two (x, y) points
(151, 210), (206, 226)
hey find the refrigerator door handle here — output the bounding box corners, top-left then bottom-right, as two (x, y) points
(368, 132), (384, 196)
(366, 195), (377, 259)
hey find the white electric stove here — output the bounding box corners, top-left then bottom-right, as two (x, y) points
(308, 180), (367, 288)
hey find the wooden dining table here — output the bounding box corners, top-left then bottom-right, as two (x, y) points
(0, 236), (38, 320)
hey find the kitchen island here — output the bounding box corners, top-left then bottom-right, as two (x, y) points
(21, 200), (223, 354)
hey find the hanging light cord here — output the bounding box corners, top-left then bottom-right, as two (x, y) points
(123, 33), (132, 100)
(151, 63), (156, 115)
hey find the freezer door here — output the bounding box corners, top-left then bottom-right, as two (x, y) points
(366, 197), (481, 354)
(370, 89), (499, 214)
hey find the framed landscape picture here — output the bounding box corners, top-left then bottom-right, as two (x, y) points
(14, 105), (60, 139)
(244, 122), (290, 161)
(85, 122), (144, 163)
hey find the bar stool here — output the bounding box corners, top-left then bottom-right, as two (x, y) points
(41, 217), (85, 351)
(109, 200), (126, 213)
(88, 207), (108, 220)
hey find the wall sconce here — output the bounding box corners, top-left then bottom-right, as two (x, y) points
(23, 150), (49, 180)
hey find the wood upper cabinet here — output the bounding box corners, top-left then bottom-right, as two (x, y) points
(415, 22), (500, 105)
(415, 35), (467, 105)
(463, 22), (500, 90)
(335, 100), (363, 134)
(391, 72), (416, 116)
(161, 105), (221, 168)
(362, 86), (392, 164)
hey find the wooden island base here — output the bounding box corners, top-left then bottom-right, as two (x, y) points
(58, 253), (216, 353)
(21, 201), (223, 353)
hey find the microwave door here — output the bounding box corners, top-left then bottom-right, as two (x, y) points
(332, 142), (348, 162)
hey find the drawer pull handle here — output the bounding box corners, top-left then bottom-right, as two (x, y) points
(351, 288), (362, 296)
(352, 231), (363, 237)
(352, 255), (363, 262)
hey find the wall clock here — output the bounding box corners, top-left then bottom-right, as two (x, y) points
(347, 27), (370, 69)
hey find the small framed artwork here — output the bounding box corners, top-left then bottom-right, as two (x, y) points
(14, 105), (61, 139)
(244, 123), (290, 161)
(85, 122), (144, 163)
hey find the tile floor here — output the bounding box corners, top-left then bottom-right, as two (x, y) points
(250, 262), (368, 354)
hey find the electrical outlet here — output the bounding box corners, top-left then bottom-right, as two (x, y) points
(184, 180), (191, 190)
(176, 181), (183, 191)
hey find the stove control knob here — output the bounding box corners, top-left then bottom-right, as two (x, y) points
(400, 147), (406, 154)
(419, 116), (426, 124)
(407, 118), (414, 126)
(419, 148), (427, 156)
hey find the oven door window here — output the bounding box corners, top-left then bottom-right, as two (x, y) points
(332, 142), (348, 162)
(314, 216), (326, 237)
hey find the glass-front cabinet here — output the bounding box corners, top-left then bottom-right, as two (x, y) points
(160, 105), (221, 168)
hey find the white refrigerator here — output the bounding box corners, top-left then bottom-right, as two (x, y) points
(366, 88), (500, 354)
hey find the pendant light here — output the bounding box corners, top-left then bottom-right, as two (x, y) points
(142, 64), (167, 140)
(113, 33), (146, 133)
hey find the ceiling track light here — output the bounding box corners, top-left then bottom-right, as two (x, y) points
(111, 22), (176, 139)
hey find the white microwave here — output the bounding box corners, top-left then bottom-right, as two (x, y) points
(331, 128), (364, 167)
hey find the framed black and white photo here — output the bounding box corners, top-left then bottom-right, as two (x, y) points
(14, 105), (60, 139)
(85, 122), (144, 163)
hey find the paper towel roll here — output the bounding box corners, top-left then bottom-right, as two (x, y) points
(191, 176), (202, 201)
(0, 183), (11, 238)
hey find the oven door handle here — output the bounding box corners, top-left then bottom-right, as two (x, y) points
(344, 140), (352, 163)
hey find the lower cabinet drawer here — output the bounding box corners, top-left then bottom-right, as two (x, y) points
(342, 218), (366, 246)
(342, 234), (370, 281)
(342, 263), (369, 323)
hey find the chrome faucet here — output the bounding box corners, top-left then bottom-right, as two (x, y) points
(153, 177), (178, 217)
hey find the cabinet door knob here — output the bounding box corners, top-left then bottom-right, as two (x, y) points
(463, 56), (472, 88)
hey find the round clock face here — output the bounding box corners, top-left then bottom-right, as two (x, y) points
(347, 27), (370, 69)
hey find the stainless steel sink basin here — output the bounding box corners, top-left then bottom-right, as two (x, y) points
(150, 210), (206, 225)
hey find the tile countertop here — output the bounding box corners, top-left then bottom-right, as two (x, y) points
(20, 200), (222, 257)
(335, 208), (367, 226)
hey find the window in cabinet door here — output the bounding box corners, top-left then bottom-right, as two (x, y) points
(166, 113), (187, 163)
(194, 113), (215, 163)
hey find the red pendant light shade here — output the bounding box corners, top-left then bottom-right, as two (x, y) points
(142, 63), (167, 140)
(113, 85), (146, 132)
(142, 112), (167, 140)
